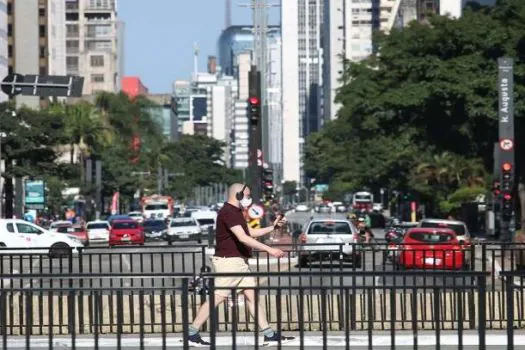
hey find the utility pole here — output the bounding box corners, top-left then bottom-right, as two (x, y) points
(0, 132), (5, 218)
(131, 171), (151, 199)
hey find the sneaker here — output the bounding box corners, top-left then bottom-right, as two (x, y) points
(187, 333), (210, 347)
(263, 333), (295, 346)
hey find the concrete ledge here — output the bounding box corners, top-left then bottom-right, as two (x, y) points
(1, 290), (523, 335)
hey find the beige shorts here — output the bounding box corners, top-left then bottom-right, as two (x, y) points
(211, 256), (256, 297)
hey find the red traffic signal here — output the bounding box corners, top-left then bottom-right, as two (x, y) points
(503, 193), (512, 201)
(502, 162), (512, 172)
(248, 96), (260, 105)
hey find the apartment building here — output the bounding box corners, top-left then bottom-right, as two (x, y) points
(7, 0), (66, 108)
(281, 0), (324, 184)
(65, 0), (121, 94)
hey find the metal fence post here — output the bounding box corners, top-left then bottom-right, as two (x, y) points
(182, 279), (190, 350)
(478, 274), (486, 350)
(506, 275), (514, 349)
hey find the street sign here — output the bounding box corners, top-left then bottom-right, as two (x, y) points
(1, 74), (84, 97)
(247, 204), (265, 219)
(499, 138), (513, 151)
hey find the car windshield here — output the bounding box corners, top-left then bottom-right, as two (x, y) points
(420, 222), (466, 236)
(171, 220), (195, 227)
(112, 222), (139, 229)
(196, 219), (215, 226)
(145, 204), (168, 210)
(129, 213), (142, 217)
(308, 222), (352, 235)
(87, 223), (109, 230)
(355, 194), (371, 201)
(409, 231), (455, 243)
(56, 226), (73, 233)
(143, 221), (165, 229)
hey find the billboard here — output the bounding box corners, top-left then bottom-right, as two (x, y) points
(25, 180), (45, 209)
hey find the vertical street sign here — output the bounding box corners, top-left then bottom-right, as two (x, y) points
(497, 57), (514, 241)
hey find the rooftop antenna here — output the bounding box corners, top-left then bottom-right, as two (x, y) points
(193, 42), (199, 80)
(225, 0), (232, 28)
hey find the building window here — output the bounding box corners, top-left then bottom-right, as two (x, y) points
(39, 25), (46, 37)
(8, 45), (12, 57)
(7, 24), (12, 36)
(39, 46), (46, 58)
(90, 55), (104, 67)
(38, 7), (45, 17)
(91, 74), (104, 83)
(8, 65), (13, 75)
(7, 2), (11, 15)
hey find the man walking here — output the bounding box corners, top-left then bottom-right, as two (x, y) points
(187, 183), (295, 346)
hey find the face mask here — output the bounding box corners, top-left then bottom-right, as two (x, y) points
(240, 197), (252, 208)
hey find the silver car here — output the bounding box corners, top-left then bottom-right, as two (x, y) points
(418, 219), (471, 243)
(298, 219), (361, 267)
(165, 218), (203, 244)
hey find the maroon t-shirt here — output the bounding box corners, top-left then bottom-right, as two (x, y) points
(214, 203), (252, 258)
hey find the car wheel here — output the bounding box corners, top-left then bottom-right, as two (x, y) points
(197, 239), (202, 244)
(352, 253), (362, 268)
(168, 241), (173, 246)
(49, 242), (71, 259)
(299, 255), (309, 268)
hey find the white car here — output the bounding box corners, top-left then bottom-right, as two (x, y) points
(298, 219), (361, 268)
(49, 220), (72, 232)
(373, 203), (383, 212)
(128, 211), (144, 223)
(418, 219), (471, 244)
(191, 210), (217, 234)
(0, 219), (83, 257)
(86, 220), (111, 243)
(165, 218), (203, 244)
(295, 204), (310, 212)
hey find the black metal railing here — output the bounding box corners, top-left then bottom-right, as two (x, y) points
(0, 271), (501, 350)
(1, 243), (525, 329)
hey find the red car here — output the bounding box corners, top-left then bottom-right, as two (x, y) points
(109, 220), (144, 246)
(396, 228), (471, 270)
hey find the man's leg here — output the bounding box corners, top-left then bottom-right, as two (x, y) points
(242, 288), (275, 337)
(190, 293), (227, 332)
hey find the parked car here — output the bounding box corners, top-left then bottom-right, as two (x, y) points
(0, 219), (83, 257)
(142, 219), (167, 241)
(56, 225), (89, 246)
(418, 219), (471, 244)
(49, 220), (72, 232)
(395, 228), (471, 270)
(165, 218), (203, 244)
(295, 204), (310, 212)
(297, 219), (361, 268)
(86, 221), (111, 244)
(128, 211), (144, 223)
(109, 220), (144, 247)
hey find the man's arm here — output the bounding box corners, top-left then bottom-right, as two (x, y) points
(230, 225), (276, 253)
(247, 225), (274, 238)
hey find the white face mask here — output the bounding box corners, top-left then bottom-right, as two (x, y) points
(240, 197), (253, 208)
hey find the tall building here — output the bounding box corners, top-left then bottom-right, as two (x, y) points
(231, 51), (251, 170)
(0, 0), (8, 102)
(65, 0), (120, 95)
(8, 0), (66, 108)
(146, 93), (178, 141)
(281, 0), (324, 184)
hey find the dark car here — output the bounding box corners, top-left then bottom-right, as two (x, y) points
(142, 219), (167, 241)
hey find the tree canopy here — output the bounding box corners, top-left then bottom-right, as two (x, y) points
(304, 0), (525, 215)
(0, 92), (241, 217)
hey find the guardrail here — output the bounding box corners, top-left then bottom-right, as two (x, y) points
(0, 271), (500, 350)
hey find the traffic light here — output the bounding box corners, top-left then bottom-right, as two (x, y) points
(262, 168), (273, 201)
(501, 162), (514, 217)
(492, 181), (501, 197)
(248, 96), (260, 124)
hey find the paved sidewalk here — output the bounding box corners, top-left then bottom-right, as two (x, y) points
(4, 331), (525, 349)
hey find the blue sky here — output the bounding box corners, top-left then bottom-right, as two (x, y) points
(118, 1), (279, 93)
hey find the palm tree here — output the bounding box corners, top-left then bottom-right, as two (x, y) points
(64, 102), (107, 181)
